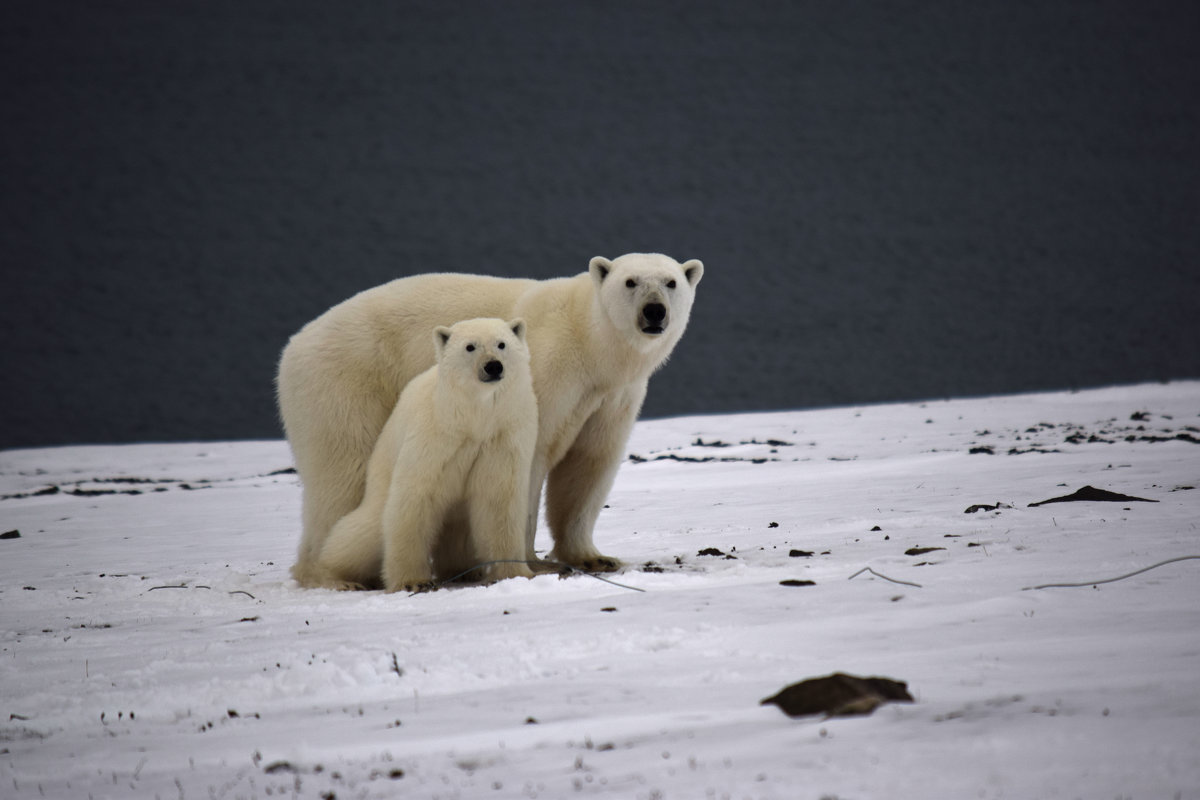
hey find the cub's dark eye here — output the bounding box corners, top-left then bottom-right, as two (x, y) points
(497, 342), (506, 349)
(625, 279), (636, 288)
(667, 280), (677, 289)
(466, 344), (475, 352)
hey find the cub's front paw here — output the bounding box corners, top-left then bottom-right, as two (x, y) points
(329, 579), (372, 592)
(293, 562), (375, 591)
(383, 560), (434, 594)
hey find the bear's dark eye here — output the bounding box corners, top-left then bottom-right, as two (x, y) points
(667, 280), (677, 289)
(625, 279), (637, 288)
(466, 344), (475, 352)
(497, 342), (506, 349)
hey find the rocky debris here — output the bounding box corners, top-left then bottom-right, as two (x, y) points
(964, 502), (1013, 514)
(761, 673), (913, 718)
(1029, 485), (1157, 507)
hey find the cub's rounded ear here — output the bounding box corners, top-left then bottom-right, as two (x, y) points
(433, 326), (453, 356)
(508, 318), (527, 342)
(681, 259), (704, 287)
(589, 256), (613, 284)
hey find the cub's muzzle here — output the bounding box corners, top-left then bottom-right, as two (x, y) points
(480, 359), (504, 382)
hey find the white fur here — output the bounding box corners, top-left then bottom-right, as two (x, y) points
(294, 318), (537, 592)
(278, 252), (703, 578)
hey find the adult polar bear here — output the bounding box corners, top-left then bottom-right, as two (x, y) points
(278, 252), (703, 579)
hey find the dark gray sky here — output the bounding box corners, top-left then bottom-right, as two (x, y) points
(3, 1), (1198, 449)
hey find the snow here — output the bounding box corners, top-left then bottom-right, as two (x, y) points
(2, 382), (1199, 799)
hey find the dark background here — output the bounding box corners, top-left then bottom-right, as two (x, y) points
(3, 1), (1198, 450)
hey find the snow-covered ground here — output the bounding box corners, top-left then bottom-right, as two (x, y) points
(2, 382), (1198, 799)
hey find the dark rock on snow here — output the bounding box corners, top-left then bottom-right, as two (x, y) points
(761, 673), (914, 718)
(1029, 485), (1157, 507)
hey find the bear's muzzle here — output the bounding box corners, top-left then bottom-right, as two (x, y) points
(480, 359), (504, 382)
(640, 302), (667, 335)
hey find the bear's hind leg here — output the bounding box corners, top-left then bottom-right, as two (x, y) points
(281, 370), (391, 575)
(301, 505), (384, 590)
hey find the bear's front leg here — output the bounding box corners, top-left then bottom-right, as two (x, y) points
(380, 481), (444, 593)
(520, 455), (563, 574)
(470, 447), (536, 583)
(544, 390), (643, 572)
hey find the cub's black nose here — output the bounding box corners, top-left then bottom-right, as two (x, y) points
(483, 360), (504, 380)
(643, 303), (666, 323)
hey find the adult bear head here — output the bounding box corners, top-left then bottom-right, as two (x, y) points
(588, 253), (704, 353)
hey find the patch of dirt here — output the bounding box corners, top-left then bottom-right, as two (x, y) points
(628, 436), (795, 466)
(628, 453), (774, 465)
(697, 547), (736, 559)
(0, 469), (298, 501)
(964, 502), (1014, 514)
(965, 411), (1200, 455)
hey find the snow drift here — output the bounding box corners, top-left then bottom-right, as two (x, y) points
(2, 382), (1198, 798)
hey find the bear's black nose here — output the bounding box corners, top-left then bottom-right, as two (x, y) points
(643, 303), (666, 323)
(483, 360), (504, 380)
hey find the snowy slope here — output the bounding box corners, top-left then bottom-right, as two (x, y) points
(2, 383), (1199, 799)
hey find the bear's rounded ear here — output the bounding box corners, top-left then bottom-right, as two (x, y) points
(433, 326), (453, 357)
(508, 318), (527, 343)
(589, 256), (613, 284)
(681, 259), (704, 287)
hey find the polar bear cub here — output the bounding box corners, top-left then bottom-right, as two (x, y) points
(296, 318), (537, 592)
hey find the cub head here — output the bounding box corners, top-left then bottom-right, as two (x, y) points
(589, 253), (704, 352)
(432, 317), (531, 389)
